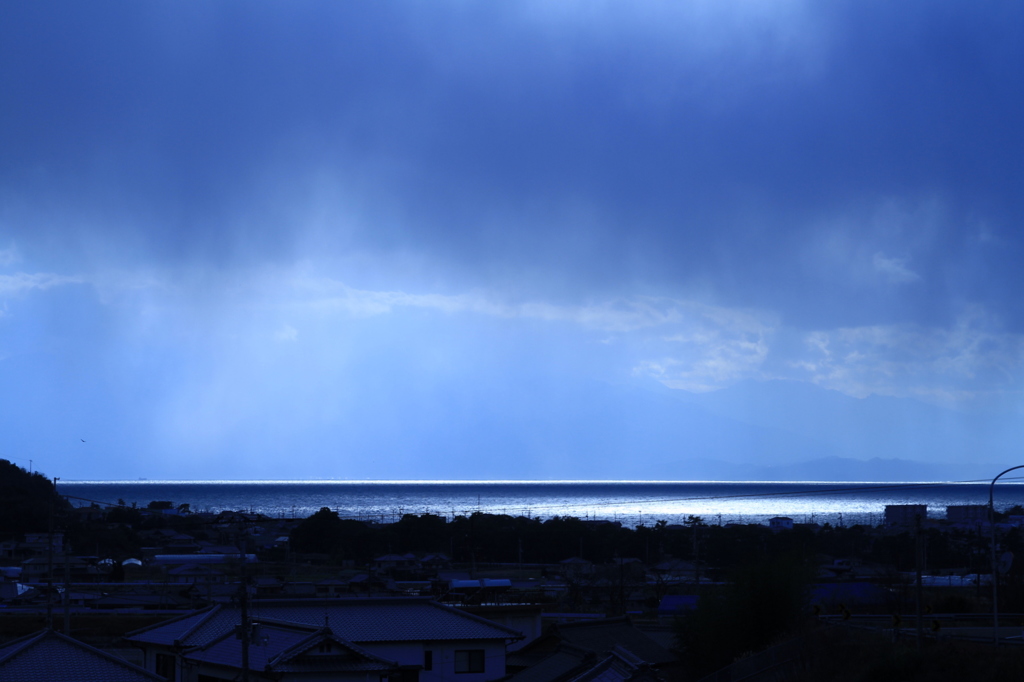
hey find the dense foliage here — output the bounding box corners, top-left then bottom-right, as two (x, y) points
(0, 459), (70, 537)
(675, 552), (815, 675)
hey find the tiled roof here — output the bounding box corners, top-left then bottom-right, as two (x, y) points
(566, 651), (642, 682)
(183, 622), (400, 674)
(510, 646), (654, 682)
(555, 618), (676, 666)
(184, 622), (315, 670)
(93, 593), (189, 608)
(507, 646), (592, 682)
(0, 629), (163, 682)
(128, 598), (522, 649)
(127, 605), (224, 646)
(267, 628), (400, 673)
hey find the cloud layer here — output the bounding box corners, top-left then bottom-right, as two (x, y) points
(1, 1), (1023, 478)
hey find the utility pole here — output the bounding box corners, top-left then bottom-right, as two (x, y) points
(236, 523), (251, 682)
(63, 552), (71, 634)
(617, 554), (625, 617)
(693, 523), (700, 587)
(915, 514), (923, 650)
(239, 571), (250, 682)
(989, 465), (1024, 646)
(46, 476), (59, 630)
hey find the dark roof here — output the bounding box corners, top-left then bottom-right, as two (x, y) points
(92, 593), (189, 608)
(552, 618), (676, 666)
(0, 629), (164, 682)
(657, 595), (698, 614)
(567, 648), (657, 682)
(128, 598), (523, 648)
(510, 644), (660, 682)
(507, 645), (593, 682)
(127, 607), (224, 645)
(270, 628), (399, 672)
(185, 622), (400, 673)
(168, 563), (223, 576)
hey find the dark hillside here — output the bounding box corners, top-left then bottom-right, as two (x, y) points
(0, 459), (70, 538)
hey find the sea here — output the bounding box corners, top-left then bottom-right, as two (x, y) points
(58, 480), (1024, 528)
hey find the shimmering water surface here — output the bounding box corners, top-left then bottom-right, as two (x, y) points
(59, 480), (1024, 527)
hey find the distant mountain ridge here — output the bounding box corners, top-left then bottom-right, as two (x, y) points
(688, 456), (1010, 482)
(655, 378), (1024, 463)
(346, 377), (1022, 480)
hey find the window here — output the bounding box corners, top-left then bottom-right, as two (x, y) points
(155, 653), (176, 681)
(454, 650), (485, 674)
(424, 650), (433, 671)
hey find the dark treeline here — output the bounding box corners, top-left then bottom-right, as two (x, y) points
(288, 507), (1024, 579)
(0, 460), (70, 536)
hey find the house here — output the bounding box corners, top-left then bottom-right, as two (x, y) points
(372, 553), (420, 572)
(768, 517), (794, 532)
(421, 553), (452, 570)
(0, 581), (36, 605)
(139, 529), (201, 553)
(0, 628), (164, 682)
(255, 575), (287, 597)
(127, 597), (524, 682)
(448, 579), (513, 605)
(506, 616), (677, 682)
(166, 563), (225, 584)
(506, 644), (662, 682)
(20, 555), (101, 582)
(461, 604), (544, 652)
(558, 557), (595, 578)
(607, 558), (646, 580)
(180, 622), (403, 682)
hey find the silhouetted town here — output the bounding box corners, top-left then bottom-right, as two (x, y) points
(2, 462), (1023, 680)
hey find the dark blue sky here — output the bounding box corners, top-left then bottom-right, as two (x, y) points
(2, 1), (1023, 479)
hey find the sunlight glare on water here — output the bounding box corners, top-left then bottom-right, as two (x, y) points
(59, 480), (1024, 527)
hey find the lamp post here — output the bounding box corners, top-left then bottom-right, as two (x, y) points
(989, 465), (1024, 645)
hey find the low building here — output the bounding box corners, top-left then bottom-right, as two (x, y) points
(769, 517), (794, 532)
(946, 505), (989, 527)
(884, 505), (927, 528)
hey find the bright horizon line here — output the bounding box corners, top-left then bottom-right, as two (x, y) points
(59, 478), (1010, 485)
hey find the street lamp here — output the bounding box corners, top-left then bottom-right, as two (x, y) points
(989, 465), (1024, 645)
